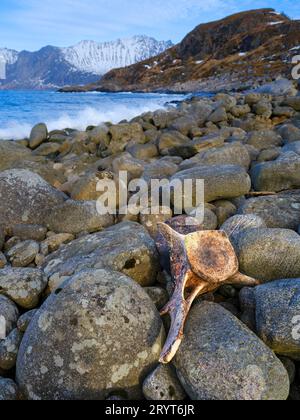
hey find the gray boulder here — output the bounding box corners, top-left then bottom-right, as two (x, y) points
(29, 123), (48, 149)
(174, 302), (289, 400)
(45, 200), (114, 235)
(221, 214), (267, 246)
(254, 279), (300, 361)
(246, 130), (283, 151)
(251, 153), (300, 192)
(171, 165), (251, 204)
(0, 141), (32, 172)
(238, 191), (300, 230)
(42, 222), (159, 289)
(7, 240), (40, 267)
(0, 268), (47, 309)
(180, 143), (251, 170)
(16, 269), (165, 400)
(0, 169), (66, 232)
(234, 228), (300, 282)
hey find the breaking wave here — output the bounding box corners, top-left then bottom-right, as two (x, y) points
(0, 101), (180, 140)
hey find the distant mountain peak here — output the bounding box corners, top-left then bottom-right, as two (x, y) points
(61, 36), (173, 75)
(0, 36), (173, 89)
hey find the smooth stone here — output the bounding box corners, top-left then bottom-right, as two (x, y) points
(254, 279), (300, 361)
(251, 153), (300, 192)
(45, 200), (114, 235)
(0, 268), (47, 309)
(29, 123), (48, 149)
(246, 130), (283, 151)
(0, 169), (66, 233)
(234, 228), (300, 283)
(171, 164), (251, 204)
(175, 302), (289, 400)
(42, 222), (159, 289)
(16, 269), (165, 400)
(10, 224), (47, 242)
(7, 240), (40, 267)
(238, 191), (300, 230)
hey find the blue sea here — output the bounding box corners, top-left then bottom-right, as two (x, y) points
(0, 90), (188, 140)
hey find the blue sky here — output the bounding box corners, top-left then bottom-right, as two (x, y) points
(1, 0), (300, 51)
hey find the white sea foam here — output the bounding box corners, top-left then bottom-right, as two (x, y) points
(0, 102), (169, 140)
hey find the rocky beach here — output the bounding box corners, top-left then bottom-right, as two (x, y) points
(0, 77), (300, 400)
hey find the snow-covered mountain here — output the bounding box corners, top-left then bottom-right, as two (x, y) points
(62, 36), (173, 75)
(0, 36), (173, 89)
(0, 48), (18, 66)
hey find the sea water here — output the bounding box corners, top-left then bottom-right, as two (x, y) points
(0, 90), (188, 140)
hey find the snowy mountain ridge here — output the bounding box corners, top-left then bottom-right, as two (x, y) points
(62, 36), (173, 75)
(0, 36), (173, 89)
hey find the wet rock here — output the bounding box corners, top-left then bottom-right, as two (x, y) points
(0, 328), (23, 370)
(11, 224), (47, 242)
(254, 279), (300, 361)
(0, 169), (66, 232)
(0, 295), (19, 337)
(251, 153), (300, 192)
(7, 240), (40, 267)
(45, 200), (114, 235)
(174, 301), (289, 400)
(16, 269), (165, 400)
(29, 123), (48, 149)
(171, 164), (251, 204)
(238, 192), (300, 230)
(0, 267), (47, 309)
(0, 378), (18, 400)
(42, 222), (159, 289)
(143, 365), (186, 401)
(234, 228), (300, 283)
